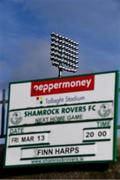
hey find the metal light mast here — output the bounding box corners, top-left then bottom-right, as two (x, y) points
(50, 33), (79, 77)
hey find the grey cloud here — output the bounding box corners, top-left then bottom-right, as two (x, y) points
(9, 37), (56, 82)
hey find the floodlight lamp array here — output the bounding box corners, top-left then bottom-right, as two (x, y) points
(50, 32), (79, 75)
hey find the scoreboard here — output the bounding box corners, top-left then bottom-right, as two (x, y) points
(5, 71), (119, 167)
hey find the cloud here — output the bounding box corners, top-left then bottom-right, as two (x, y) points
(0, 36), (56, 89)
(0, 0), (120, 89)
(1, 0), (120, 44)
(10, 37), (56, 81)
(0, 60), (12, 88)
(2, 0), (119, 40)
(15, 0), (120, 37)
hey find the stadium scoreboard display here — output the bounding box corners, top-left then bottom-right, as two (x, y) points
(5, 71), (119, 167)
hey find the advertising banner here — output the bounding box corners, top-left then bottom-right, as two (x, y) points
(5, 71), (119, 167)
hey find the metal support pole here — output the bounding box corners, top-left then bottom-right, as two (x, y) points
(58, 68), (63, 78)
(118, 88), (120, 129)
(0, 89), (5, 138)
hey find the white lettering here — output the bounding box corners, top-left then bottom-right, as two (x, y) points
(86, 79), (92, 88)
(33, 79), (93, 93)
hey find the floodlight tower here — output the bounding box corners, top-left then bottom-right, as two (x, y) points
(50, 33), (79, 77)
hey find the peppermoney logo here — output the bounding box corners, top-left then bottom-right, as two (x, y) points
(31, 75), (95, 96)
(10, 112), (23, 125)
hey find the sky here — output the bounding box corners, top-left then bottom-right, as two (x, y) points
(0, 0), (120, 140)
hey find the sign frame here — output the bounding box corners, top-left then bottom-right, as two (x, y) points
(4, 71), (119, 168)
